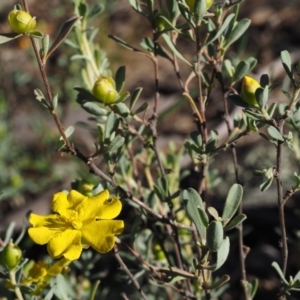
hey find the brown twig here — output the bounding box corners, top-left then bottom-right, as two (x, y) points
(114, 245), (148, 300)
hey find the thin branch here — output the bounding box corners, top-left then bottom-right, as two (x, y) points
(114, 245), (148, 300)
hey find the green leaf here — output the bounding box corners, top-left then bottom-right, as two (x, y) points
(222, 184), (243, 222)
(115, 66), (126, 92)
(111, 102), (130, 118)
(194, 0), (207, 25)
(74, 87), (100, 103)
(272, 262), (289, 285)
(82, 102), (107, 116)
(260, 176), (273, 192)
(207, 221), (224, 252)
(267, 126), (285, 141)
(133, 102), (149, 115)
(198, 208), (209, 227)
(28, 31), (44, 38)
(232, 60), (250, 83)
(40, 34), (50, 61)
(224, 214), (247, 231)
(46, 16), (80, 60)
(255, 86), (269, 108)
(0, 33), (22, 44)
(87, 4), (104, 19)
(207, 207), (219, 220)
(59, 126), (74, 140)
(154, 177), (169, 201)
(34, 89), (50, 108)
(260, 74), (269, 87)
(206, 13), (235, 45)
(130, 88), (143, 111)
(105, 112), (119, 140)
(227, 94), (251, 108)
(224, 19), (251, 49)
(214, 237), (230, 271)
(108, 34), (142, 52)
(208, 274), (230, 289)
(267, 102), (277, 117)
(245, 57), (257, 71)
(162, 33), (192, 66)
(183, 188), (206, 244)
(52, 94), (58, 110)
(106, 136), (125, 152)
(70, 54), (89, 61)
(281, 50), (295, 86)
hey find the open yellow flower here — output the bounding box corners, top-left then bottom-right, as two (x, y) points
(28, 190), (124, 260)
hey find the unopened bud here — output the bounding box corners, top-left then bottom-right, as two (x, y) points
(8, 9), (36, 34)
(186, 0), (214, 11)
(0, 242), (22, 271)
(92, 77), (119, 105)
(241, 76), (261, 106)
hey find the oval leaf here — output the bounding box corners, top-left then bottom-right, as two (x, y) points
(222, 184), (243, 222)
(207, 220), (224, 252)
(183, 188), (206, 244)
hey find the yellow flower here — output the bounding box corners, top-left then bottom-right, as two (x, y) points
(21, 258), (70, 295)
(28, 190), (124, 260)
(241, 76), (261, 106)
(8, 9), (36, 34)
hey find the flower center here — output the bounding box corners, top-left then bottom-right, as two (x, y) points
(62, 210), (82, 230)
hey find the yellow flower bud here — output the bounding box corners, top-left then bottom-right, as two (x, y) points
(8, 9), (36, 34)
(92, 76), (119, 105)
(241, 76), (261, 106)
(0, 242), (22, 271)
(186, 0), (214, 11)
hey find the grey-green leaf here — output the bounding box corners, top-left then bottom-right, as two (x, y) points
(232, 60), (250, 83)
(281, 50), (295, 86)
(224, 19), (251, 49)
(208, 274), (230, 289)
(224, 214), (247, 231)
(214, 237), (230, 271)
(46, 16), (80, 60)
(130, 88), (143, 111)
(115, 66), (126, 92)
(207, 206), (219, 220)
(183, 188), (206, 244)
(271, 262), (289, 285)
(60, 126), (74, 140)
(267, 126), (285, 142)
(106, 136), (125, 152)
(207, 221), (224, 252)
(82, 102), (107, 116)
(227, 94), (251, 108)
(0, 33), (22, 44)
(255, 86), (269, 108)
(222, 184), (243, 222)
(206, 13), (235, 45)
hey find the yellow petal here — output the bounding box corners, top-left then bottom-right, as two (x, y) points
(81, 220), (124, 253)
(28, 227), (55, 245)
(47, 258), (71, 276)
(47, 230), (82, 260)
(29, 213), (60, 227)
(80, 191), (122, 220)
(51, 191), (69, 214)
(28, 213), (65, 245)
(67, 190), (87, 209)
